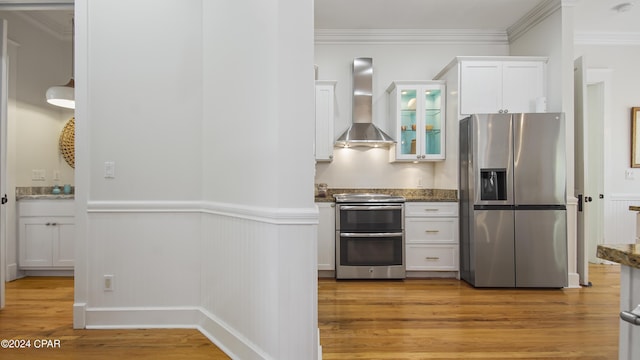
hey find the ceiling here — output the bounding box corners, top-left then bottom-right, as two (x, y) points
(314, 0), (640, 33)
(13, 0), (640, 40)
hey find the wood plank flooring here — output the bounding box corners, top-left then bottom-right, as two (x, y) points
(319, 264), (621, 360)
(0, 277), (230, 359)
(0, 264), (622, 359)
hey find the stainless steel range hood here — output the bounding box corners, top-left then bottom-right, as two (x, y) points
(335, 58), (395, 147)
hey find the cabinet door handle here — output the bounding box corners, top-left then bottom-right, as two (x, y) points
(51, 223), (57, 226)
(425, 256), (440, 261)
(425, 230), (440, 233)
(424, 208), (439, 212)
(46, 222), (51, 226)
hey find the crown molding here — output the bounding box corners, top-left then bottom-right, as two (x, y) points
(507, 0), (565, 43)
(314, 28), (508, 45)
(0, 0), (72, 11)
(574, 31), (640, 46)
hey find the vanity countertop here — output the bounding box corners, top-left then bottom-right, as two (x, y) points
(16, 186), (74, 200)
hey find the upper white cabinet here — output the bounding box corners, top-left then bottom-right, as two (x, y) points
(315, 80), (337, 162)
(387, 81), (446, 162)
(435, 56), (547, 119)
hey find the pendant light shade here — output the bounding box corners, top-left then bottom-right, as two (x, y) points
(46, 16), (75, 109)
(46, 78), (75, 109)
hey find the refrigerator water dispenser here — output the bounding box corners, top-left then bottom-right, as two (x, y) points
(480, 169), (507, 200)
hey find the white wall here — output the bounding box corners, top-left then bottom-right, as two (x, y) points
(314, 41), (509, 189)
(76, 0), (318, 359)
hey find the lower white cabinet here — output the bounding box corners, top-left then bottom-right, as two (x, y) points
(316, 202), (335, 272)
(404, 202), (458, 275)
(18, 199), (75, 269)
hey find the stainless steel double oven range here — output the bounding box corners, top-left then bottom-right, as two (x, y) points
(333, 193), (406, 279)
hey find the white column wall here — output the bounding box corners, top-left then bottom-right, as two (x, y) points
(76, 0), (317, 358)
(200, 0), (317, 358)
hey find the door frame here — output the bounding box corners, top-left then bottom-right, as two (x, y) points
(0, 0), (74, 310)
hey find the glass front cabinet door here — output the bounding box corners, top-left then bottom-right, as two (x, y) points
(387, 81), (446, 161)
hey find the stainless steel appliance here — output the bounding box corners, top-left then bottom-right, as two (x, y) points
(334, 58), (395, 147)
(459, 113), (567, 288)
(334, 193), (405, 279)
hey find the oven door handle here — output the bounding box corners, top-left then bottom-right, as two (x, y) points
(338, 205), (404, 211)
(340, 232), (404, 238)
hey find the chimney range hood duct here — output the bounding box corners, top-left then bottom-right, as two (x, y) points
(335, 58), (395, 147)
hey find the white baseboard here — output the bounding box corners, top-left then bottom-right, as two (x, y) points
(23, 269), (73, 277)
(83, 306), (269, 359)
(567, 272), (581, 288)
(6, 263), (17, 281)
(73, 303), (86, 329)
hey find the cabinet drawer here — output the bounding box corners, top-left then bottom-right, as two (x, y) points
(406, 244), (458, 271)
(405, 202), (457, 217)
(18, 200), (75, 217)
(405, 217), (457, 244)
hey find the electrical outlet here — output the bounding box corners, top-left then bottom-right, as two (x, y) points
(104, 275), (114, 291)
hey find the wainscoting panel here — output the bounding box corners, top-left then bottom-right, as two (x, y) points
(200, 207), (318, 359)
(83, 200), (319, 360)
(605, 195), (640, 244)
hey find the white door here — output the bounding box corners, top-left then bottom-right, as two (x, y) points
(574, 57), (590, 286)
(586, 81), (605, 263)
(0, 18), (7, 310)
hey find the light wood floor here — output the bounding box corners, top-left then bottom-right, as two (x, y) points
(319, 264), (621, 360)
(0, 277), (230, 359)
(0, 264), (621, 359)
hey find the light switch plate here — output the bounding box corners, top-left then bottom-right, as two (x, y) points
(625, 169), (636, 180)
(31, 169), (45, 181)
(104, 161), (115, 179)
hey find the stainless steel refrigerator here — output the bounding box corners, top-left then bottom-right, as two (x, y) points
(459, 113), (567, 288)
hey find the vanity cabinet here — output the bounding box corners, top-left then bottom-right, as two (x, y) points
(435, 56), (547, 119)
(387, 81), (446, 161)
(315, 81), (337, 162)
(18, 199), (75, 269)
(316, 202), (335, 274)
(404, 202), (458, 275)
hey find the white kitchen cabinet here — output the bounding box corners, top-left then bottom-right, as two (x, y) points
(404, 202), (458, 275)
(435, 56), (547, 119)
(316, 202), (335, 274)
(315, 81), (337, 162)
(387, 81), (446, 161)
(18, 199), (75, 269)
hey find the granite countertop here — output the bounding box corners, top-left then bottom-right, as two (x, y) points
(16, 186), (75, 200)
(631, 206), (640, 211)
(315, 188), (458, 203)
(597, 244), (640, 269)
